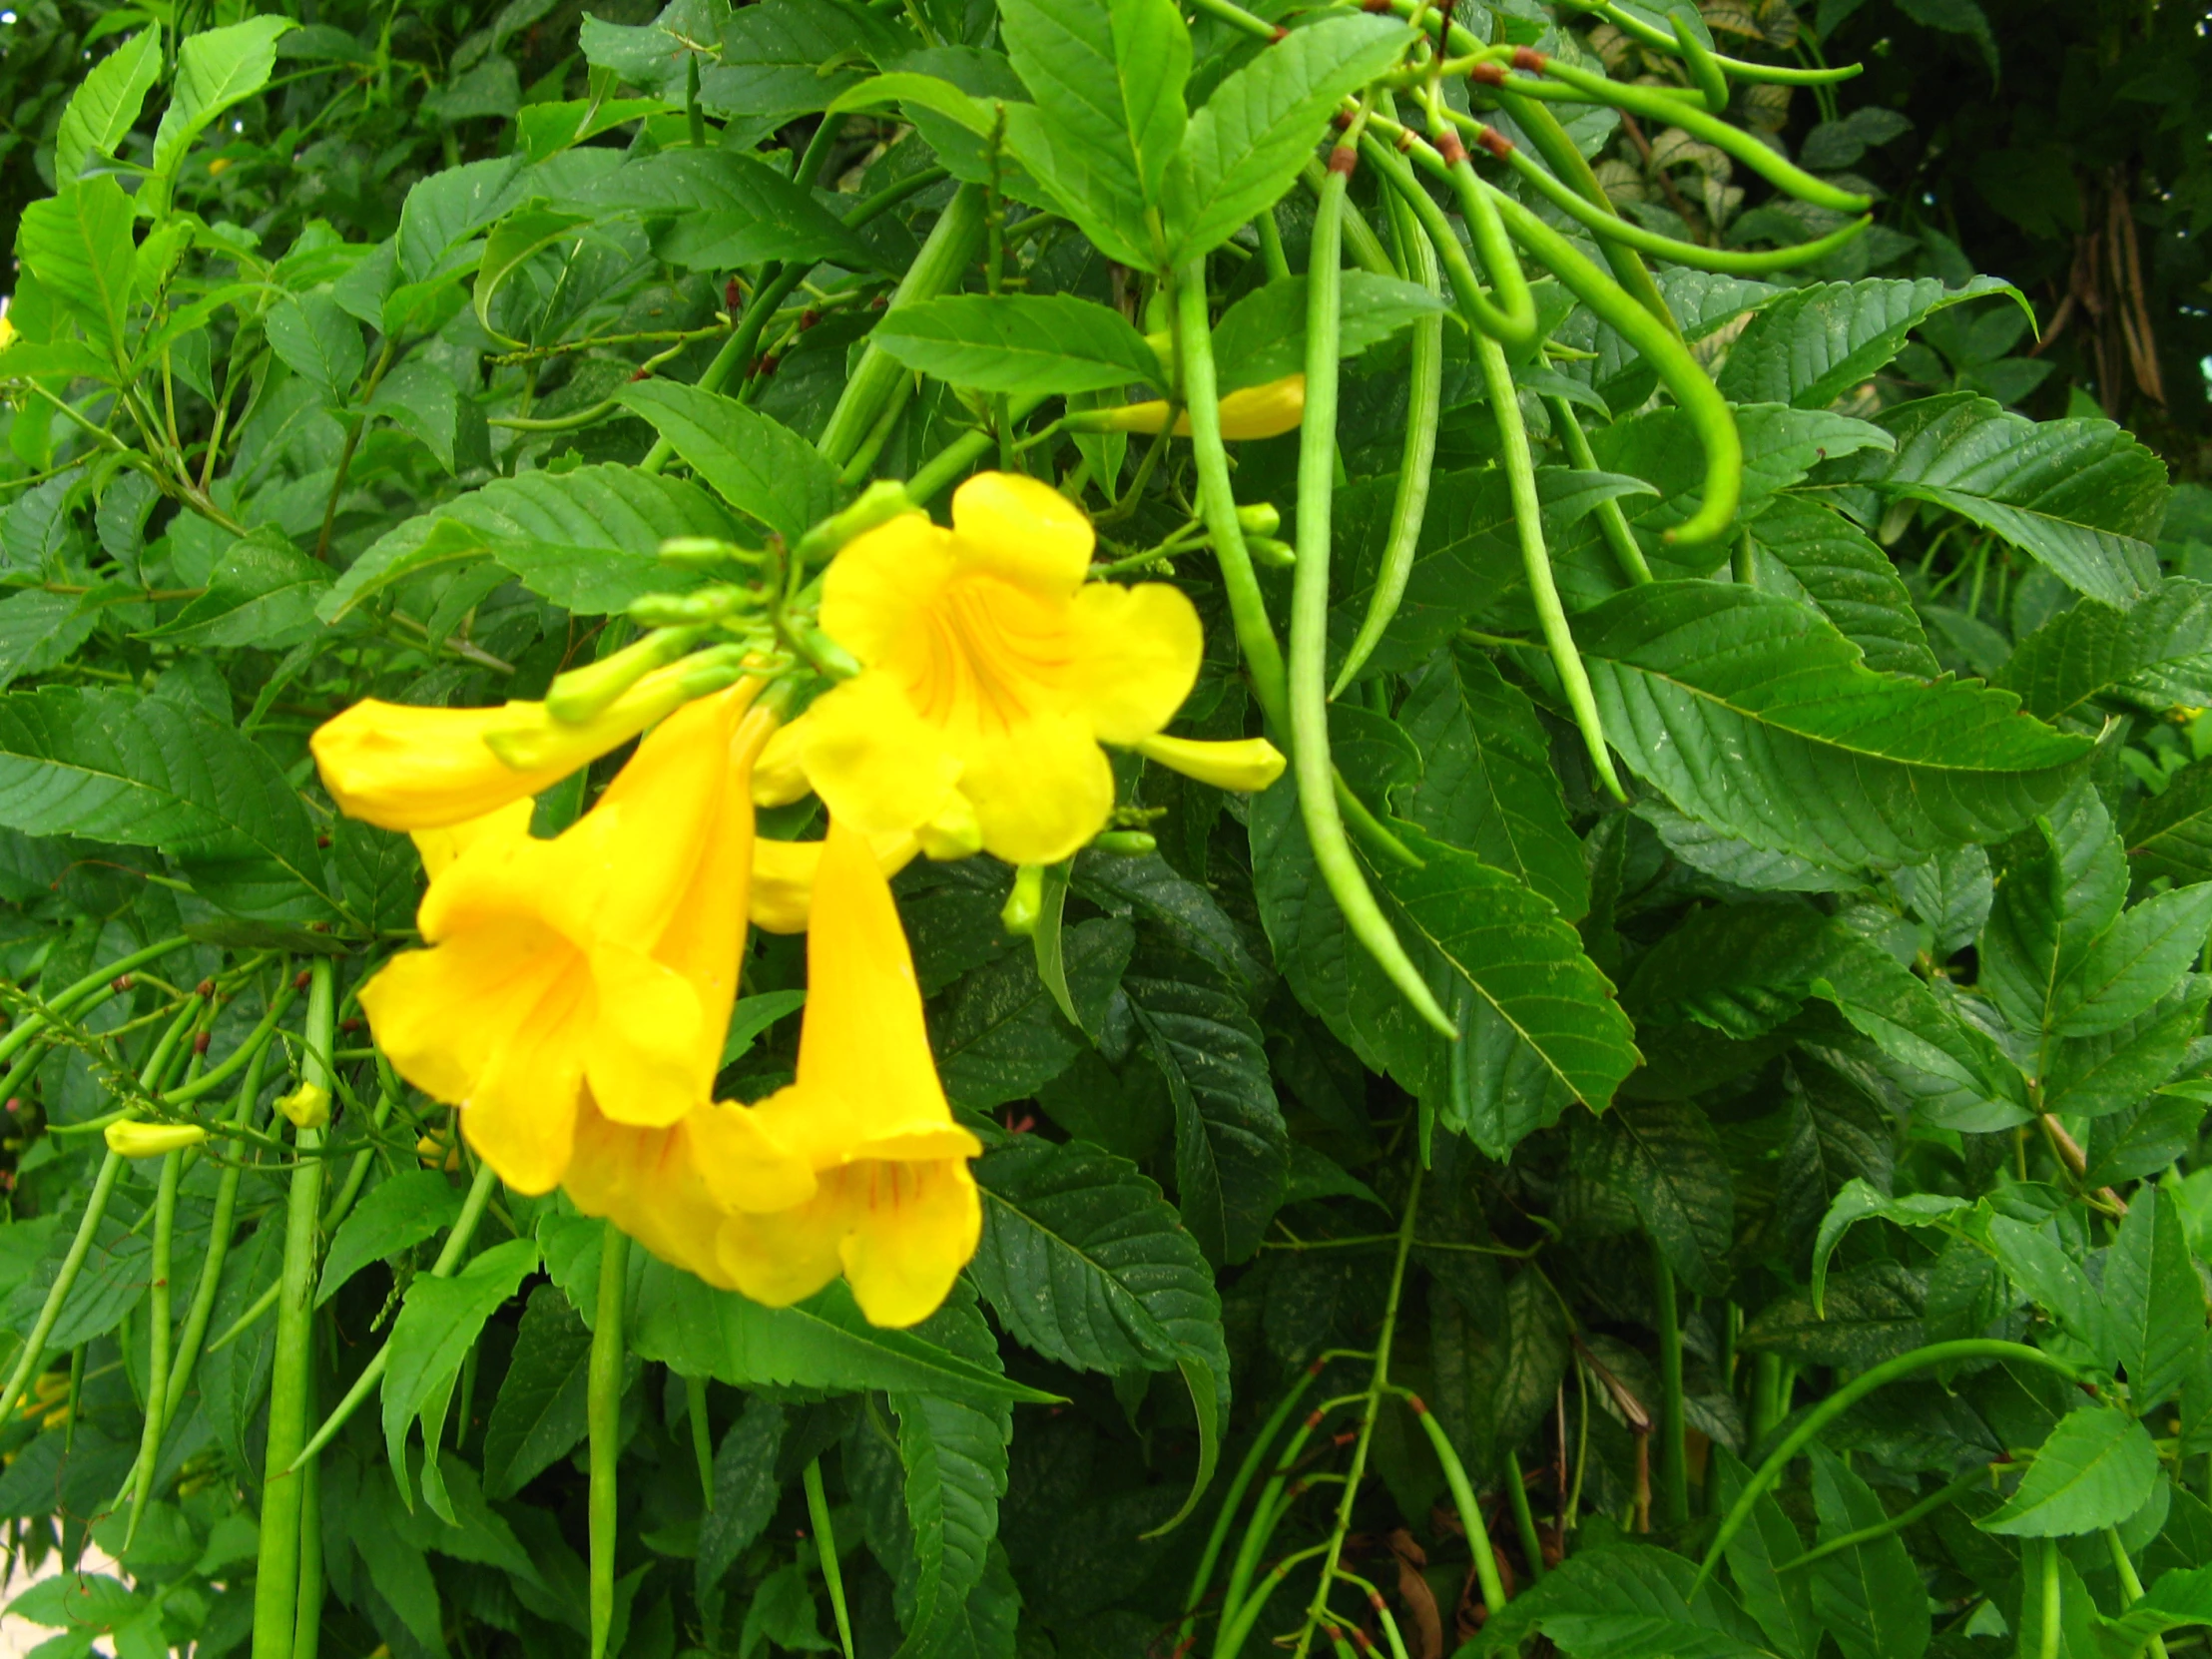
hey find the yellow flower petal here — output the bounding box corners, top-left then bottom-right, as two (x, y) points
(1067, 581), (1203, 746)
(105, 1121), (208, 1157)
(1096, 375), (1307, 440)
(959, 708), (1116, 865)
(458, 973), (593, 1195)
(819, 511), (953, 668)
(709, 1193), (850, 1308)
(1137, 733), (1288, 792)
(797, 674), (962, 841)
(949, 471), (1094, 597)
(310, 661), (696, 831)
(583, 945), (708, 1129)
(753, 722), (812, 807)
(750, 830), (920, 933)
(409, 799), (534, 882)
(833, 1159), (983, 1329)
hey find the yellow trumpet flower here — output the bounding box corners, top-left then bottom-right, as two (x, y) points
(1089, 374), (1307, 440)
(750, 828), (920, 933)
(309, 660), (707, 831)
(775, 472), (1205, 866)
(567, 820), (981, 1328)
(359, 683), (806, 1196)
(104, 1120), (208, 1157)
(1136, 734), (1288, 793)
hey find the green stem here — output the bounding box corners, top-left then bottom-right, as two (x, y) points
(0, 935), (194, 1071)
(0, 1152), (124, 1429)
(1546, 396), (1652, 585)
(589, 1224), (629, 1659)
(1494, 91), (1676, 332)
(164, 1036), (276, 1432)
(819, 185), (986, 468)
(122, 1144), (183, 1545)
(295, 1352), (324, 1659)
(1333, 185), (1441, 698)
(1474, 332), (1624, 800)
(253, 958), (335, 1659)
(1173, 257), (1288, 730)
(1256, 207), (1291, 282)
(1179, 1365), (1321, 1652)
(1504, 1448), (1547, 1580)
(688, 1374), (715, 1509)
(1361, 138), (1531, 348)
(806, 1460), (856, 1659)
(1652, 1248), (1688, 1529)
(2108, 1526), (2173, 1659)
(2036, 1539), (2061, 1659)
(1775, 1467), (1986, 1574)
(1217, 1543), (1331, 1659)
(286, 1158), (500, 1471)
(1695, 1340), (2097, 1592)
(905, 392), (1049, 505)
(1218, 1401), (1340, 1638)
(1409, 1396), (1509, 1615)
(1290, 145), (1455, 1042)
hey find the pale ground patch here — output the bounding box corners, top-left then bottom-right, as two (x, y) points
(0, 1543), (121, 1657)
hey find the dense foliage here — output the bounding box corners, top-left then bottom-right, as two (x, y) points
(3, 1), (2212, 1658)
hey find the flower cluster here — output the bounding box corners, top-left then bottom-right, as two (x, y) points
(311, 474), (1283, 1327)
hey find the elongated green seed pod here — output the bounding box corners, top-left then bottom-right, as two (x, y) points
(1334, 183), (1442, 698)
(1546, 396), (1652, 585)
(1558, 0), (1862, 83)
(1361, 137), (1532, 349)
(1292, 143), (1456, 1040)
(1178, 1364), (1322, 1652)
(1671, 11), (1732, 112)
(122, 1144), (183, 1545)
(1500, 137), (1873, 274)
(1512, 52), (1871, 214)
(1405, 1397), (1511, 1615)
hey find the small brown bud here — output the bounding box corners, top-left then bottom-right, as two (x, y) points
(315, 833), (331, 848)
(1511, 45), (1546, 71)
(1328, 144), (1358, 176)
(725, 277), (743, 311)
(193, 1031), (211, 1055)
(800, 308), (821, 330)
(111, 975), (133, 993)
(1476, 125), (1514, 160)
(1469, 61), (1505, 87)
(293, 969), (312, 992)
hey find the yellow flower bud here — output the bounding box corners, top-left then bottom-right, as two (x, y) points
(1086, 375), (1307, 440)
(276, 1083), (330, 1131)
(104, 1120), (209, 1158)
(1000, 863), (1045, 936)
(1136, 733), (1288, 793)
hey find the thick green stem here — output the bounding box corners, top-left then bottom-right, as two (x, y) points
(287, 1157), (500, 1470)
(1547, 396), (1652, 585)
(295, 1355), (323, 1659)
(2036, 1539), (2062, 1659)
(1361, 139), (1532, 349)
(806, 1460), (856, 1659)
(1473, 332), (1625, 801)
(253, 958), (335, 1659)
(1652, 1248), (1688, 1529)
(123, 1145), (182, 1545)
(2107, 1527), (2173, 1659)
(1695, 1340), (2097, 1592)
(1290, 149), (1455, 1041)
(589, 1224), (629, 1659)
(819, 185), (986, 468)
(1334, 185), (1441, 698)
(1174, 258), (1288, 729)
(687, 1374), (715, 1508)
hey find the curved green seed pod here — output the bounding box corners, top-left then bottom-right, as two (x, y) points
(1219, 1402), (1339, 1635)
(1480, 179), (1743, 548)
(1405, 1397), (1511, 1615)
(1558, 0), (1864, 83)
(1292, 146), (1456, 1040)
(1177, 1365), (1322, 1654)
(1474, 331), (1626, 802)
(1546, 396), (1652, 586)
(1217, 1543), (1330, 1659)
(123, 1142), (184, 1545)
(1361, 137), (1531, 349)
(1333, 185), (1442, 699)
(1670, 10), (1732, 113)
(1515, 54), (1872, 214)
(1501, 137), (1872, 274)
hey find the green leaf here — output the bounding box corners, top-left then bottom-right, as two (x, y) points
(148, 17), (299, 214)
(2049, 882), (2212, 1038)
(1742, 494), (1939, 679)
(1162, 15), (1412, 266)
(265, 291), (364, 397)
(1212, 273), (1452, 392)
(1996, 579), (2212, 721)
(317, 1170), (464, 1308)
(932, 918), (1130, 1111)
(1808, 1180), (1972, 1316)
(1980, 783), (2126, 1038)
(698, 1395), (785, 1597)
(482, 1283), (594, 1500)
(2106, 1182), (2204, 1412)
(697, 0), (904, 120)
(367, 358), (468, 475)
(0, 687), (331, 920)
(1808, 1445), (1932, 1659)
(999, 0), (1189, 271)
(578, 151), (885, 273)
(613, 381), (839, 543)
(1710, 1446), (1819, 1659)
(2084, 1090), (2209, 1185)
(1624, 898), (1835, 1040)
(1715, 275), (2024, 410)
(472, 203), (593, 344)
(1576, 581), (2091, 869)
(1979, 1406), (2159, 1536)
(873, 293), (1164, 396)
(1851, 393), (2168, 605)
(515, 98), (672, 163)
(0, 592), (96, 691)
(1583, 1099), (1734, 1293)
(625, 1257), (1060, 1406)
(145, 527), (329, 649)
(1814, 931), (2030, 1131)
(1376, 823), (1641, 1116)
(971, 1135), (1226, 1378)
(2, 1216), (148, 1349)
(893, 1288), (1011, 1652)
(2129, 761), (2212, 886)
(54, 28), (162, 185)
(721, 988), (808, 1067)
(381, 1236), (540, 1509)
(1470, 1541), (1748, 1658)
(17, 178), (136, 362)
(322, 464), (737, 620)
(1397, 647), (1589, 920)
(1740, 1261), (1928, 1370)
(1984, 1214), (2112, 1362)
(1125, 937), (1290, 1267)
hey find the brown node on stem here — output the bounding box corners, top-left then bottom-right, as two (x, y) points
(1510, 45), (1546, 71)
(1475, 125), (1513, 160)
(193, 1031), (211, 1055)
(1404, 1393), (1428, 1414)
(111, 975), (134, 993)
(1307, 1359), (1326, 1376)
(1468, 60), (1505, 87)
(1306, 1409), (1326, 1429)
(292, 970), (312, 992)
(1271, 24), (1289, 40)
(1328, 145), (1359, 176)
(1434, 128), (1468, 167)
(195, 979), (216, 999)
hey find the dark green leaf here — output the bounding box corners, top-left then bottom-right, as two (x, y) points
(317, 1170), (464, 1307)
(1744, 494), (1939, 679)
(613, 381), (839, 543)
(1996, 579), (2212, 721)
(145, 527), (329, 650)
(1715, 276), (2023, 410)
(1212, 273), (1451, 393)
(698, 1395), (785, 1597)
(1979, 1406), (2159, 1536)
(1809, 1445), (1931, 1659)
(482, 1283), (594, 1500)
(2106, 1182), (2204, 1411)
(873, 294), (1164, 396)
